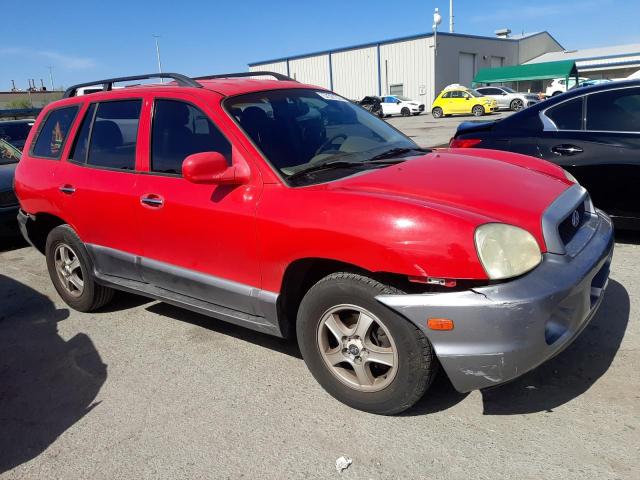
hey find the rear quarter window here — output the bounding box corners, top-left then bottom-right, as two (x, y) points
(546, 97), (583, 130)
(30, 106), (79, 159)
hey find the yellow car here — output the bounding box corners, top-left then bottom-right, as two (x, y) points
(431, 87), (498, 118)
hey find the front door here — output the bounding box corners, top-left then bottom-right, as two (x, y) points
(134, 93), (263, 314)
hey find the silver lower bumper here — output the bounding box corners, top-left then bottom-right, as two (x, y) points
(377, 211), (614, 392)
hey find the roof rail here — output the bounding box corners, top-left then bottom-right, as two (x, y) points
(63, 72), (202, 98)
(193, 71), (296, 82)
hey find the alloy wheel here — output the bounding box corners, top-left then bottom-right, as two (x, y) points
(317, 304), (398, 392)
(54, 243), (84, 298)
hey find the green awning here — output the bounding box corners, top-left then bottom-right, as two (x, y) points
(473, 60), (579, 85)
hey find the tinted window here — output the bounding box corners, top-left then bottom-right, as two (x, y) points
(31, 106), (79, 159)
(87, 100), (141, 170)
(69, 104), (96, 163)
(587, 87), (640, 132)
(0, 121), (33, 147)
(547, 97), (583, 130)
(151, 100), (231, 174)
(0, 139), (21, 164)
(441, 92), (452, 99)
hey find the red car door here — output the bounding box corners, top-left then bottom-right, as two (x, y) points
(55, 94), (149, 280)
(134, 90), (264, 314)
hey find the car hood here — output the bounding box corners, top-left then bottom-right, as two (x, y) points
(0, 162), (17, 190)
(326, 150), (570, 248)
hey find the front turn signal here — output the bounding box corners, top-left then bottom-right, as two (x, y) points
(427, 318), (455, 331)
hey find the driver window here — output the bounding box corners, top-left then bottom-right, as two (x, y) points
(151, 99), (231, 175)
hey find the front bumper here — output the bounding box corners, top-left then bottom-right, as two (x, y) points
(377, 210), (614, 392)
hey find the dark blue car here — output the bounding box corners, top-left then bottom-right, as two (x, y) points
(0, 139), (21, 237)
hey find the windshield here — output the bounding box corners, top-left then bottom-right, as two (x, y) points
(502, 87), (515, 93)
(468, 89), (483, 98)
(226, 89), (418, 183)
(0, 139), (21, 165)
(0, 121), (33, 147)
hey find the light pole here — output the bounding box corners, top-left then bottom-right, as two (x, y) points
(433, 8), (442, 56)
(152, 34), (163, 82)
(449, 0), (454, 33)
(47, 66), (55, 91)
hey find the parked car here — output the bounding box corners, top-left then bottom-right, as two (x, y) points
(451, 79), (640, 230)
(475, 86), (540, 111)
(358, 95), (382, 115)
(545, 77), (589, 97)
(0, 119), (35, 150)
(571, 79), (612, 89)
(0, 138), (21, 236)
(431, 85), (498, 118)
(15, 72), (613, 414)
(378, 95), (424, 117)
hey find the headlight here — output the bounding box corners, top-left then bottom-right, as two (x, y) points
(474, 224), (542, 280)
(563, 169), (579, 184)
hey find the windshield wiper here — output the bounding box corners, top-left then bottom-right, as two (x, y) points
(367, 147), (431, 161)
(286, 158), (404, 183)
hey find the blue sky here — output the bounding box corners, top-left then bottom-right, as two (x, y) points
(2, 0), (638, 91)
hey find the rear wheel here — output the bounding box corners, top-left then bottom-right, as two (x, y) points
(297, 272), (437, 415)
(472, 105), (485, 117)
(46, 225), (114, 312)
(432, 107), (444, 119)
(510, 99), (524, 111)
(401, 107), (411, 117)
(377, 109), (385, 118)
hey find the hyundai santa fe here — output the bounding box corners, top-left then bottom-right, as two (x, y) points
(14, 71), (613, 414)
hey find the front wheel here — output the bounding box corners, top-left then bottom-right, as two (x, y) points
(472, 105), (485, 117)
(46, 225), (114, 312)
(401, 107), (411, 117)
(510, 99), (524, 111)
(297, 272), (437, 415)
(432, 107), (444, 118)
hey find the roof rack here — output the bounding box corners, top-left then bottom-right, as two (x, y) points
(193, 71), (296, 82)
(63, 72), (202, 98)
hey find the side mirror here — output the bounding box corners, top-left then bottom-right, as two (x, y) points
(182, 151), (250, 185)
(396, 100), (402, 104)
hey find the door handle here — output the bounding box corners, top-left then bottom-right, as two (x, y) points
(140, 194), (164, 208)
(59, 184), (76, 195)
(552, 144), (583, 156)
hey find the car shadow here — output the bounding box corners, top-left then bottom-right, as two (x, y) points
(0, 234), (28, 253)
(0, 274), (107, 474)
(145, 302), (302, 359)
(480, 279), (629, 415)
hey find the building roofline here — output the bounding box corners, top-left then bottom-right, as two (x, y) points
(248, 30), (551, 66)
(529, 49), (640, 65)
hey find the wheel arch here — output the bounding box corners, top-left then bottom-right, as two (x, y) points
(24, 212), (71, 254)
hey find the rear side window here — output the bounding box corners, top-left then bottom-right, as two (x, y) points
(31, 106), (79, 159)
(69, 104), (97, 163)
(87, 100), (142, 170)
(546, 97), (583, 130)
(587, 87), (640, 132)
(151, 99), (231, 174)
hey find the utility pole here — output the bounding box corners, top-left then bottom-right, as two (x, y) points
(449, 0), (454, 33)
(152, 34), (163, 82)
(47, 66), (55, 91)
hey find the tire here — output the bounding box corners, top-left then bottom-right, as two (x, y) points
(432, 107), (444, 119)
(296, 272), (437, 415)
(472, 105), (485, 117)
(45, 225), (114, 312)
(401, 107), (411, 117)
(377, 109), (385, 118)
(510, 99), (524, 111)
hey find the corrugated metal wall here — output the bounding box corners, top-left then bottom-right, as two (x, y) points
(380, 37), (432, 104)
(250, 61), (288, 75)
(331, 47), (378, 100)
(289, 55), (330, 88)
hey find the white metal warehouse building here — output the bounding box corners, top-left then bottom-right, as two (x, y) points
(248, 31), (564, 104)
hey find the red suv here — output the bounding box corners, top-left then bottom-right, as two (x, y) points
(15, 72), (614, 414)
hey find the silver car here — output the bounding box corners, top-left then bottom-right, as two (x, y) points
(475, 86), (540, 111)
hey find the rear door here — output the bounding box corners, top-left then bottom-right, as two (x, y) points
(537, 89), (640, 219)
(134, 91), (262, 313)
(56, 96), (147, 280)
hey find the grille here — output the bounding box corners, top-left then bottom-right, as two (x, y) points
(0, 190), (18, 207)
(558, 201), (586, 245)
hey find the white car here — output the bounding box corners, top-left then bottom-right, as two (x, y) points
(545, 77), (589, 97)
(378, 95), (424, 117)
(475, 86), (540, 111)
